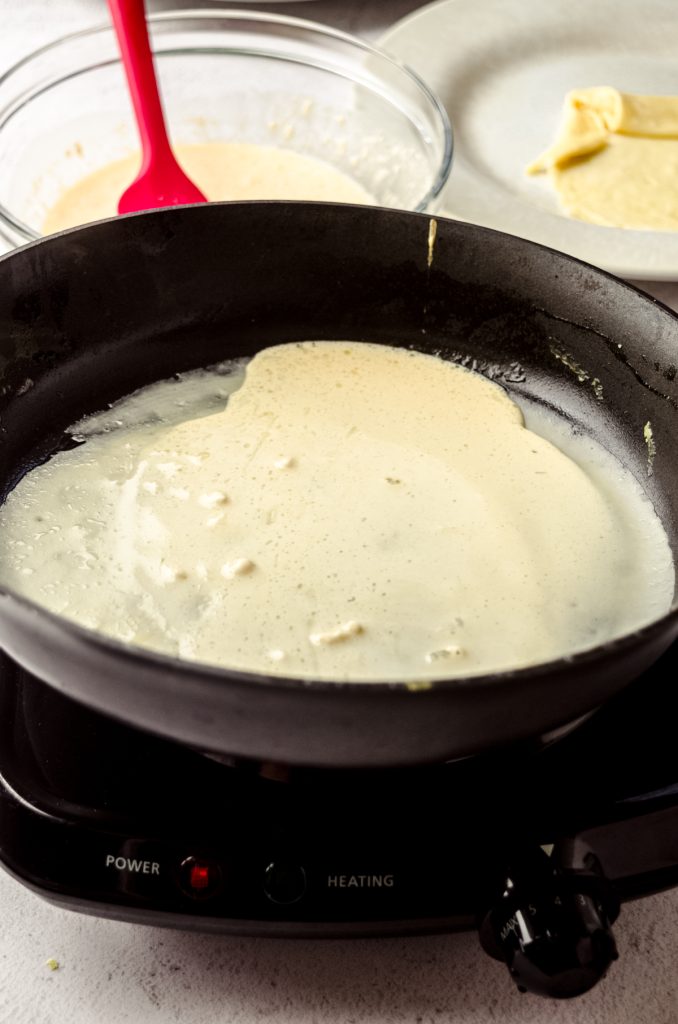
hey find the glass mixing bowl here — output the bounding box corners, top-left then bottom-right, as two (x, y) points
(0, 9), (453, 246)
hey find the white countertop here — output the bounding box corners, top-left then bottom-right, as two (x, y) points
(2, 2), (678, 1021)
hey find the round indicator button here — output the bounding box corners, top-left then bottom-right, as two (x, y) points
(263, 862), (307, 905)
(179, 856), (223, 900)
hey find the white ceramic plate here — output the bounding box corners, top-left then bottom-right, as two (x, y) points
(378, 0), (678, 280)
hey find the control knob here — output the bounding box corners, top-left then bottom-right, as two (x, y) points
(479, 849), (620, 998)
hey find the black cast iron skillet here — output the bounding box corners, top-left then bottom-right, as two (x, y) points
(0, 201), (676, 767)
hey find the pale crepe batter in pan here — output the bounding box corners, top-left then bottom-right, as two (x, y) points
(0, 341), (673, 680)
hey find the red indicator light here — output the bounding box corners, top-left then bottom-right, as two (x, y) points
(189, 863), (210, 890)
(179, 855), (222, 899)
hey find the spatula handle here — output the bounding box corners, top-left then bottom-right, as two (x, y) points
(107, 0), (173, 166)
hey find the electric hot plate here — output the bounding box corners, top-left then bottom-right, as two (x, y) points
(0, 643), (676, 1000)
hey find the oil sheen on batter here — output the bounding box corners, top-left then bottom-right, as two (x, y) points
(43, 142), (373, 235)
(0, 341), (673, 681)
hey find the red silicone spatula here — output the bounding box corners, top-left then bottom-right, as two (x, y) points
(107, 0), (207, 214)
